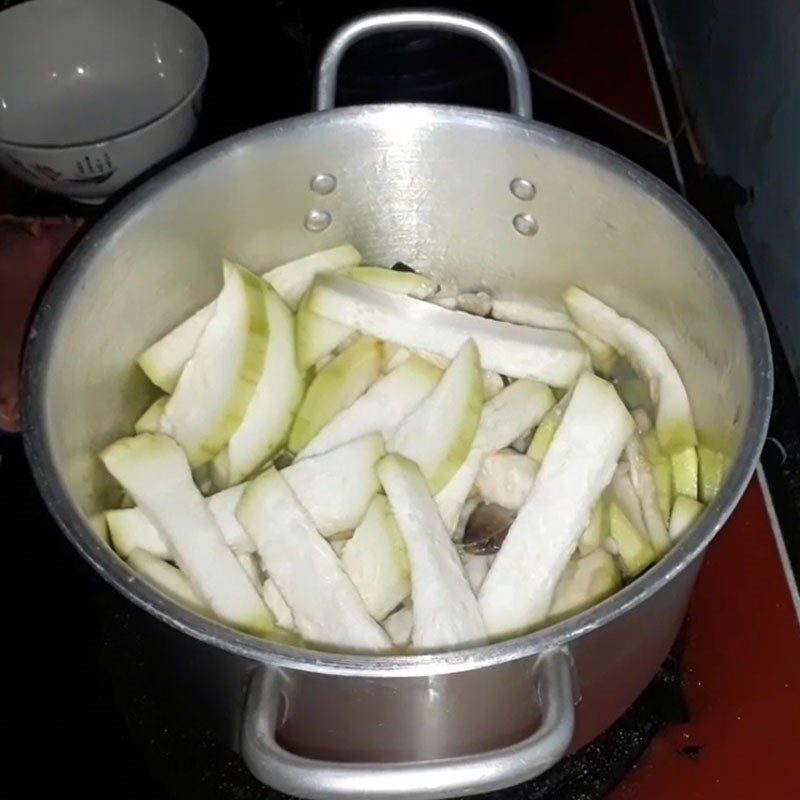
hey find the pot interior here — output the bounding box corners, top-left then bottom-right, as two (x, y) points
(27, 104), (768, 653)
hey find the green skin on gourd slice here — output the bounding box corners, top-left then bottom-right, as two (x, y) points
(389, 340), (484, 494)
(608, 500), (656, 577)
(671, 446), (699, 499)
(298, 356), (443, 460)
(698, 446), (726, 503)
(211, 286), (304, 487)
(307, 275), (588, 386)
(669, 495), (705, 539)
(295, 266), (439, 371)
(527, 391), (571, 463)
(577, 498), (608, 556)
(562, 285), (697, 454)
(288, 336), (382, 453)
(136, 245), (361, 392)
(161, 261), (270, 468)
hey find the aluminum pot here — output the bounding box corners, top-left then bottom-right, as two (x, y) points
(22, 9), (772, 800)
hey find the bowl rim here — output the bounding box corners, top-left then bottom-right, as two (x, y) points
(0, 0), (209, 150)
(21, 103), (774, 677)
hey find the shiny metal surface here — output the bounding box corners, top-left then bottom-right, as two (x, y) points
(23, 103), (771, 678)
(242, 651), (574, 799)
(313, 9), (533, 119)
(21, 12), (772, 792)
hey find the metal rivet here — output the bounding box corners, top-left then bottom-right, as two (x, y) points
(310, 174), (337, 195)
(513, 212), (539, 236)
(510, 177), (536, 201)
(304, 209), (332, 233)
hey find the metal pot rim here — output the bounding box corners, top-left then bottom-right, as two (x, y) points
(22, 103), (773, 677)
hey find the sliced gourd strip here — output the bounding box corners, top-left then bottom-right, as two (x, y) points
(479, 373), (634, 637)
(283, 433), (385, 536)
(137, 245), (360, 390)
(626, 437), (671, 555)
(212, 287), (304, 486)
(236, 468), (390, 650)
(127, 548), (210, 615)
(288, 336), (381, 453)
(101, 434), (273, 635)
(378, 454), (487, 650)
(492, 298), (617, 375)
(436, 379), (554, 533)
(563, 285), (697, 452)
(389, 340), (484, 493)
(669, 495), (705, 539)
(698, 446), (726, 503)
(549, 548), (621, 621)
(134, 397), (169, 434)
(296, 266), (439, 371)
(341, 495), (411, 621)
(299, 356), (442, 458)
(161, 261), (269, 467)
(308, 275), (588, 386)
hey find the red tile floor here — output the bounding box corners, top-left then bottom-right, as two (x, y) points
(610, 473), (800, 798)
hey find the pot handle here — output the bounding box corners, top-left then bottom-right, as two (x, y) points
(241, 649), (574, 800)
(313, 9), (533, 119)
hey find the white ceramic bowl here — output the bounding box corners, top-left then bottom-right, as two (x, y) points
(0, 0), (208, 202)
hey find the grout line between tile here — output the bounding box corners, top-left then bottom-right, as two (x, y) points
(757, 462), (800, 627)
(629, 0), (686, 193)
(529, 68), (669, 143)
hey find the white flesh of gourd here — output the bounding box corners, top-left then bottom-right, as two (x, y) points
(476, 450), (540, 511)
(265, 244), (362, 310)
(107, 484), (254, 561)
(378, 454), (488, 650)
(137, 245), (360, 391)
(134, 397), (169, 434)
(127, 548), (210, 615)
(625, 437), (671, 555)
(295, 266), (439, 371)
(341, 495), (411, 621)
(461, 552), (492, 593)
(298, 356), (442, 458)
(478, 372), (634, 637)
(107, 508), (171, 559)
(548, 548), (621, 620)
(117, 436), (384, 547)
(283, 433), (385, 536)
(160, 262), (269, 467)
(669, 495), (705, 539)
(212, 287), (304, 486)
(563, 286), (697, 452)
(382, 606), (413, 647)
(435, 380), (555, 533)
(137, 305), (215, 393)
(262, 579), (295, 631)
(308, 276), (588, 386)
(236, 469), (390, 650)
(101, 434), (273, 635)
(389, 341), (483, 493)
(491, 298), (617, 374)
